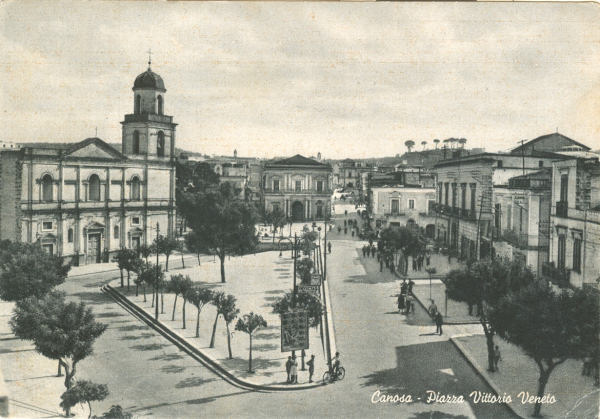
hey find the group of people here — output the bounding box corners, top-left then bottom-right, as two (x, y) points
(412, 252), (431, 271)
(286, 354), (316, 384)
(361, 244), (377, 258)
(397, 279), (415, 314)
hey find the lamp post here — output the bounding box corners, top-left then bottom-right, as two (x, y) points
(426, 267), (437, 302)
(155, 222), (160, 321)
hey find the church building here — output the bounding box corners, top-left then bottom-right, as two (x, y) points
(0, 64), (176, 265)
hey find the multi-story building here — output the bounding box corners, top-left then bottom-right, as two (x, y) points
(548, 155), (600, 289)
(493, 169), (551, 274)
(262, 155), (332, 221)
(0, 64), (176, 265)
(433, 150), (568, 261)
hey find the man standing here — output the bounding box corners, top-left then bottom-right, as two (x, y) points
(435, 311), (444, 335)
(493, 345), (501, 371)
(285, 356), (293, 383)
(307, 354), (315, 383)
(328, 242), (332, 254)
(290, 355), (298, 384)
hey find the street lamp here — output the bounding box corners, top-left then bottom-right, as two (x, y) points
(155, 222), (160, 321)
(426, 267), (437, 302)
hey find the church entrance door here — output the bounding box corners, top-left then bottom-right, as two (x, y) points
(291, 201), (304, 221)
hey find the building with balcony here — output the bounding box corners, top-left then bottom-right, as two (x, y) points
(493, 169), (551, 274)
(433, 145), (569, 261)
(549, 155), (600, 288)
(0, 64), (176, 265)
(262, 155), (332, 221)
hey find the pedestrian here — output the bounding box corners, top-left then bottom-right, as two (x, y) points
(338, 226), (342, 234)
(290, 355), (298, 384)
(344, 220), (347, 227)
(428, 299), (438, 317)
(307, 355), (315, 383)
(400, 280), (408, 296)
(412, 257), (417, 271)
(408, 279), (415, 295)
(493, 345), (501, 370)
(405, 294), (414, 314)
(362, 246), (366, 257)
(390, 261), (395, 274)
(344, 227), (347, 234)
(426, 253), (431, 266)
(371, 246), (376, 258)
(435, 311), (443, 335)
(285, 356), (292, 383)
(379, 259), (383, 272)
(328, 242), (332, 254)
(397, 293), (405, 311)
(351, 230), (355, 237)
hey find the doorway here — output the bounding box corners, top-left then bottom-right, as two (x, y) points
(87, 233), (101, 264)
(132, 236), (141, 255)
(291, 201), (304, 221)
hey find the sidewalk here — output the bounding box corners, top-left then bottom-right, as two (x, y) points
(411, 282), (480, 324)
(452, 335), (599, 418)
(112, 251), (329, 388)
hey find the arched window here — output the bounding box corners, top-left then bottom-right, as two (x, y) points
(41, 174), (53, 202)
(157, 95), (163, 115)
(157, 131), (165, 157)
(89, 174), (101, 201)
(135, 95), (141, 114)
(67, 228), (74, 243)
(132, 131), (140, 154)
(131, 176), (141, 201)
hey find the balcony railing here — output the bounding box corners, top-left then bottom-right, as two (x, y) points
(541, 262), (570, 288)
(556, 201), (568, 218)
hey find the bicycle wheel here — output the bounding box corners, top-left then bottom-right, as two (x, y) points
(337, 367), (346, 381)
(323, 371), (331, 383)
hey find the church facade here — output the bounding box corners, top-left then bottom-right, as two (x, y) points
(0, 65), (176, 265)
(262, 155), (332, 221)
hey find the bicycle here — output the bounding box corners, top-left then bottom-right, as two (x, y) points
(323, 366), (346, 383)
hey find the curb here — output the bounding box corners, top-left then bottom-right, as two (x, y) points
(102, 284), (327, 392)
(409, 289), (480, 326)
(69, 255), (200, 278)
(449, 337), (524, 419)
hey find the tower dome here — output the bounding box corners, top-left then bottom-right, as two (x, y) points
(133, 68), (166, 91)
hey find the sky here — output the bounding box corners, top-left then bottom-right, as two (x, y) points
(1, 1), (599, 159)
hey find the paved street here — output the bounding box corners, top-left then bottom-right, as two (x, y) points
(1, 242), (516, 418)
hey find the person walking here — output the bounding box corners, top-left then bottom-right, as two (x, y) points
(328, 242), (332, 254)
(397, 293), (405, 312)
(435, 311), (443, 335)
(390, 261), (395, 274)
(285, 356), (292, 383)
(493, 345), (501, 371)
(408, 279), (415, 295)
(405, 294), (414, 314)
(290, 355), (298, 384)
(379, 258), (384, 272)
(428, 299), (438, 317)
(307, 355), (315, 383)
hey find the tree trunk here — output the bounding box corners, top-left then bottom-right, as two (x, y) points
(533, 365), (553, 417)
(209, 313), (219, 348)
(220, 255), (226, 283)
(196, 253), (201, 266)
(161, 290), (164, 314)
(120, 269), (124, 288)
(142, 284), (146, 302)
(181, 252), (185, 269)
(481, 318), (496, 372)
(226, 323), (233, 359)
(172, 295), (178, 321)
(249, 333), (253, 372)
(57, 361), (62, 377)
(195, 308), (200, 337)
(182, 299), (187, 329)
(127, 271), (130, 290)
(166, 254), (170, 271)
(87, 401), (92, 419)
(135, 283), (139, 297)
(151, 289), (155, 307)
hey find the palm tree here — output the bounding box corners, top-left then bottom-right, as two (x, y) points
(235, 313), (267, 372)
(433, 139), (440, 149)
(404, 140), (415, 153)
(185, 286), (214, 338)
(458, 138), (467, 148)
(421, 140), (427, 150)
(139, 244), (153, 266)
(221, 296), (240, 359)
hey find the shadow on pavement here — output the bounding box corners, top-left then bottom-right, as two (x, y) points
(252, 343), (278, 352)
(95, 311), (126, 318)
(219, 357), (280, 378)
(161, 364), (186, 374)
(70, 291), (111, 305)
(344, 274), (396, 285)
(117, 324), (148, 332)
(149, 352), (185, 362)
(175, 376), (218, 388)
(254, 332), (279, 341)
(129, 343), (170, 351)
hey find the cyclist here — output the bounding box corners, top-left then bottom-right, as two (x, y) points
(333, 352), (341, 377)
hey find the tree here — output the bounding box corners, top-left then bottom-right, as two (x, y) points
(177, 240), (186, 269)
(378, 227), (424, 275)
(296, 258), (314, 284)
(421, 140), (427, 150)
(59, 380), (108, 418)
(235, 312), (267, 372)
(0, 241), (70, 301)
(129, 257), (145, 297)
(404, 140), (415, 153)
(11, 293), (107, 416)
(185, 286), (213, 338)
(166, 274), (193, 326)
(139, 244), (153, 265)
(433, 139), (440, 149)
(209, 292), (226, 348)
(445, 257), (534, 372)
(221, 295), (240, 359)
(123, 250), (141, 291)
(184, 229), (207, 266)
(489, 282), (598, 417)
(272, 291), (323, 328)
(154, 235), (179, 271)
(270, 208), (287, 242)
(458, 138), (467, 148)
(140, 263), (165, 317)
(179, 182), (258, 283)
(98, 405), (132, 419)
(112, 249), (129, 288)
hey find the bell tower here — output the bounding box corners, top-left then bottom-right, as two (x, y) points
(121, 54), (176, 160)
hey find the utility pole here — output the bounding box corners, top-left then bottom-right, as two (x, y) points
(518, 139), (527, 176)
